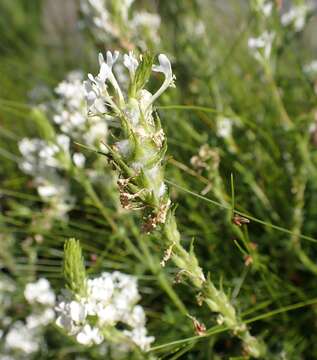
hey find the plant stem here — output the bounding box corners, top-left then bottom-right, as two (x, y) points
(163, 212), (265, 358)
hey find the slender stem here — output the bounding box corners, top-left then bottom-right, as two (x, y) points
(263, 63), (293, 128)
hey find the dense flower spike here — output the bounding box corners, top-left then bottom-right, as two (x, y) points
(56, 239), (154, 352)
(84, 51), (172, 228)
(84, 51), (266, 357)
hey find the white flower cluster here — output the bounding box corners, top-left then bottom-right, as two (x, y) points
(254, 0), (273, 17)
(52, 71), (108, 147)
(56, 271), (154, 352)
(24, 278), (56, 307)
(85, 51), (175, 127)
(3, 279), (55, 357)
(248, 31), (275, 63)
(281, 2), (313, 32)
(84, 51), (175, 205)
(80, 0), (161, 49)
(18, 136), (74, 217)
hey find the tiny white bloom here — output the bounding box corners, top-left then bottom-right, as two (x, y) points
(217, 117), (233, 139)
(56, 134), (70, 152)
(5, 322), (40, 354)
(124, 327), (154, 352)
(76, 324), (103, 346)
(248, 31), (275, 62)
(150, 54), (176, 105)
(152, 54), (175, 87)
(24, 278), (55, 306)
(70, 301), (87, 323)
(123, 51), (139, 78)
(73, 153), (86, 168)
(37, 183), (60, 197)
(281, 4), (312, 32)
(26, 308), (55, 329)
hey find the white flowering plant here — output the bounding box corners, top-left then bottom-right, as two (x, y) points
(1, 0), (317, 359)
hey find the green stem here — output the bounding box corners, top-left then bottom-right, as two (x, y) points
(264, 63), (293, 128)
(138, 236), (188, 315)
(163, 213), (265, 358)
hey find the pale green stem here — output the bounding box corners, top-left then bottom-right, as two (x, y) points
(264, 63), (293, 128)
(163, 213), (265, 358)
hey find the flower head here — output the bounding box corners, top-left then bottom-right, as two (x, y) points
(56, 270), (153, 351)
(248, 31), (275, 63)
(123, 51), (139, 79)
(281, 3), (313, 32)
(24, 278), (56, 307)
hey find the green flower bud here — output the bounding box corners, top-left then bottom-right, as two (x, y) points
(63, 238), (87, 297)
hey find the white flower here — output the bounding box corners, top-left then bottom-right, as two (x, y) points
(248, 31), (275, 62)
(70, 301), (87, 323)
(73, 153), (86, 168)
(217, 117), (233, 139)
(55, 271), (154, 351)
(98, 51), (124, 104)
(125, 305), (146, 327)
(99, 51), (119, 70)
(24, 278), (55, 306)
(76, 324), (104, 346)
(98, 304), (118, 325)
(26, 308), (55, 329)
(281, 4), (312, 32)
(18, 138), (60, 174)
(123, 51), (139, 78)
(255, 0), (273, 17)
(152, 54), (175, 86)
(56, 301), (79, 335)
(56, 134), (70, 152)
(5, 322), (40, 354)
(123, 327), (154, 352)
(87, 274), (114, 303)
(37, 183), (60, 197)
(150, 54), (176, 105)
